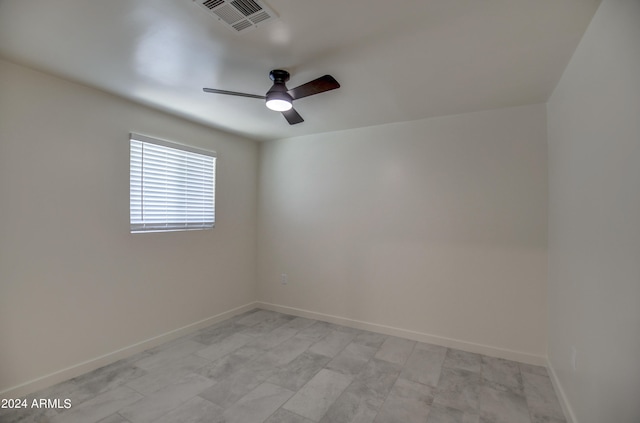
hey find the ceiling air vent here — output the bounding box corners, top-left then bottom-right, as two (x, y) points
(194, 0), (279, 33)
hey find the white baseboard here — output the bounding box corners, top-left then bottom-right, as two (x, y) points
(1, 302), (258, 399)
(3, 300), (548, 399)
(547, 359), (577, 423)
(257, 301), (547, 366)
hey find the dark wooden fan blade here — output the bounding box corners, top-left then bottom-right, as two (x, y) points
(203, 88), (266, 99)
(282, 108), (304, 125)
(287, 75), (340, 100)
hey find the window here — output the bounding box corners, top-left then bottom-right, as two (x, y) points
(129, 133), (216, 233)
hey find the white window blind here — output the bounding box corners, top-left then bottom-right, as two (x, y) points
(130, 133), (216, 233)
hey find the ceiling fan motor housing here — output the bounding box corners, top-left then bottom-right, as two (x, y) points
(266, 69), (293, 110)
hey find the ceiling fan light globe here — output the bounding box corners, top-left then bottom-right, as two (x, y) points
(266, 98), (292, 111)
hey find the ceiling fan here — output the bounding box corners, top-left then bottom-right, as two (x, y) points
(203, 69), (340, 125)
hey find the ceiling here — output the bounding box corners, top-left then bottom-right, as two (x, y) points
(0, 0), (601, 141)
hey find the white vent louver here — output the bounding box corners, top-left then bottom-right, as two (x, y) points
(194, 0), (278, 33)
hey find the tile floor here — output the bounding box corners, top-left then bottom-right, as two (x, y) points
(0, 309), (566, 423)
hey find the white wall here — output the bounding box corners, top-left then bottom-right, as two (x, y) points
(258, 104), (548, 362)
(0, 59), (259, 395)
(546, 0), (640, 422)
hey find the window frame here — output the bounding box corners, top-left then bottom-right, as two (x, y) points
(129, 133), (217, 233)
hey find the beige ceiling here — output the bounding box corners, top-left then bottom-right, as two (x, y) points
(0, 0), (601, 141)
